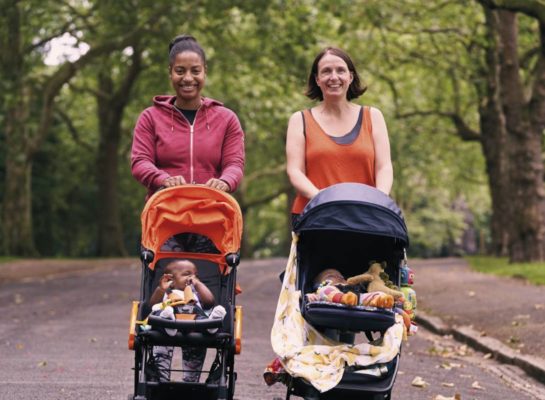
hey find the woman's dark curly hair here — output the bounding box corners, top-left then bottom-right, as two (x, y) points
(305, 47), (366, 101)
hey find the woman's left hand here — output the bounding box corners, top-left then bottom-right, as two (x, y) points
(205, 178), (230, 192)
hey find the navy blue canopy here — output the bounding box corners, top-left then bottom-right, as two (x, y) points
(294, 183), (409, 246)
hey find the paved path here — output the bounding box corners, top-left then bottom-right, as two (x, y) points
(1, 257), (544, 399)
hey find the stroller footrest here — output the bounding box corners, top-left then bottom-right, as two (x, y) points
(147, 380), (223, 398)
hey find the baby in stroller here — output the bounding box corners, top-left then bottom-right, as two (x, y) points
(147, 259), (226, 383)
(306, 268), (395, 309)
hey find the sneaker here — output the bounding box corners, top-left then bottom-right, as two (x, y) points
(263, 357), (288, 386)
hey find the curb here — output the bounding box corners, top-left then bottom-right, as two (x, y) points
(416, 311), (545, 384)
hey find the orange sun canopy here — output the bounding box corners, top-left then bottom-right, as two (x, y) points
(140, 186), (243, 270)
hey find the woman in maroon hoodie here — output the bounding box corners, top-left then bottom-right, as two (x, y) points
(131, 35), (245, 200)
(131, 35), (244, 382)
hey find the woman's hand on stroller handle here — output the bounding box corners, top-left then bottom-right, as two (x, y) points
(162, 175), (187, 188)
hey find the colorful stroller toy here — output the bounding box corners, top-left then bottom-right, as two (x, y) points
(272, 183), (409, 400)
(128, 185), (243, 400)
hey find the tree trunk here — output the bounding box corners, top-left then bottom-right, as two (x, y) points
(1, 2), (37, 255)
(96, 102), (127, 256)
(477, 7), (511, 257)
(497, 11), (545, 261)
(94, 48), (142, 257)
(478, 0), (545, 263)
(3, 146), (38, 256)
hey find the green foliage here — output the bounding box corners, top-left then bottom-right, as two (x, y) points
(3, 0), (524, 259)
(466, 256), (545, 286)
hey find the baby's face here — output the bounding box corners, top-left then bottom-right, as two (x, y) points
(169, 262), (197, 290)
(317, 269), (346, 285)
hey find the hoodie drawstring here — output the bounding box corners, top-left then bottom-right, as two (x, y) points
(170, 107), (174, 132)
(204, 104), (210, 131)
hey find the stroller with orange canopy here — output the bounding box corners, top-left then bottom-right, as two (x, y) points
(128, 186), (243, 400)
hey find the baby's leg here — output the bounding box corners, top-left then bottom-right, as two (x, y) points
(207, 305), (227, 334)
(182, 347), (207, 382)
(151, 345), (173, 382)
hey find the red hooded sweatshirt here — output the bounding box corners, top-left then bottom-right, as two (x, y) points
(131, 95), (245, 199)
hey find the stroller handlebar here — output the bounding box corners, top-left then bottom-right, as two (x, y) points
(147, 314), (223, 332)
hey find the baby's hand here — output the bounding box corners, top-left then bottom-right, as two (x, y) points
(186, 275), (199, 287)
(160, 274), (173, 290)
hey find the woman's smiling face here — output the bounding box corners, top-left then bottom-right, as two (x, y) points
(315, 53), (353, 100)
(169, 50), (206, 109)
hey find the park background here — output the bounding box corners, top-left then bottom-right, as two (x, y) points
(2, 0), (545, 275)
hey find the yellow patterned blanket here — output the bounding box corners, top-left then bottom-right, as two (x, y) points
(271, 235), (404, 392)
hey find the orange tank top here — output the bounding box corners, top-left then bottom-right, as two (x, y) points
(291, 106), (375, 214)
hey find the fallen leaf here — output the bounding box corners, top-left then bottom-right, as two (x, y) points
(457, 345), (468, 356)
(37, 361), (47, 367)
(441, 382), (455, 387)
(14, 294), (23, 304)
(535, 304), (544, 310)
(434, 395), (456, 400)
(15, 343), (24, 350)
(90, 337), (98, 343)
(411, 376), (428, 388)
(483, 353), (492, 359)
(471, 380), (484, 390)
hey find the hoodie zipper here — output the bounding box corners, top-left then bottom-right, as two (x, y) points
(189, 122), (195, 184)
(189, 107), (202, 184)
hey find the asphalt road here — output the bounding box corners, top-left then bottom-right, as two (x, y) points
(1, 257), (544, 400)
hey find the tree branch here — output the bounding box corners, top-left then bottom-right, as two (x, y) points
(26, 4), (169, 158)
(396, 110), (481, 141)
(240, 183), (292, 212)
(529, 21), (545, 130)
(55, 108), (93, 151)
(477, 0), (545, 23)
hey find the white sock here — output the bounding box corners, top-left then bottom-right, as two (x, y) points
(207, 305), (226, 334)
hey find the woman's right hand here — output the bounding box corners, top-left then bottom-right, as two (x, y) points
(163, 175), (187, 187)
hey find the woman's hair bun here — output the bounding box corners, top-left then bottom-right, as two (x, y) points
(168, 34), (197, 54)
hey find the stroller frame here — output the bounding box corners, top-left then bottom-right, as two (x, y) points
(286, 183), (409, 400)
(128, 186), (243, 400)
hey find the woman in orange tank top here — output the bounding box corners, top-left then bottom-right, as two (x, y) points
(286, 47), (393, 219)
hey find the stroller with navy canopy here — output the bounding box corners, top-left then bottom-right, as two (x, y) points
(128, 185), (243, 400)
(286, 183), (410, 400)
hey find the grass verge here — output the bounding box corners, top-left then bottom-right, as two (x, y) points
(465, 256), (545, 286)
